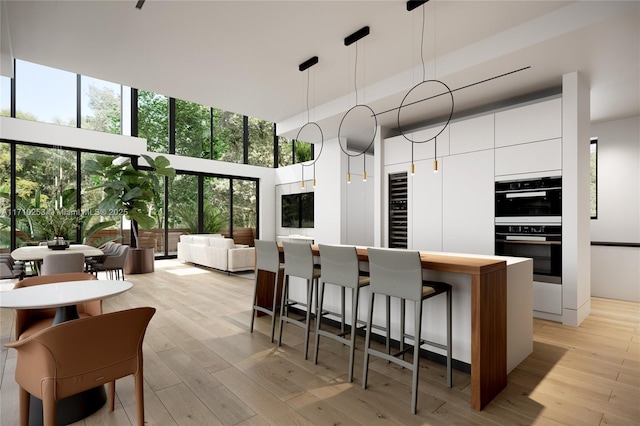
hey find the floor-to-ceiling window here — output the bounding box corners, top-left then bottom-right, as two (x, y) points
(14, 145), (77, 246)
(2, 58), (264, 255)
(232, 179), (257, 245)
(0, 142), (11, 251)
(80, 152), (124, 246)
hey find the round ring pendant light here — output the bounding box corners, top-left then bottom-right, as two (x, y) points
(337, 26), (377, 183)
(297, 56), (324, 188)
(397, 78), (454, 144)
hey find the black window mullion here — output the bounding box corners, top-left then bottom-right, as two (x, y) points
(10, 59), (16, 118)
(197, 176), (204, 233)
(210, 108), (214, 160)
(273, 123), (279, 168)
(76, 151), (82, 243)
(229, 178), (234, 240)
(255, 178), (260, 239)
(10, 143), (16, 249)
(163, 175), (169, 256)
(169, 98), (176, 154)
(76, 74), (81, 128)
(131, 88), (138, 137)
(292, 140), (297, 164)
(243, 115), (249, 164)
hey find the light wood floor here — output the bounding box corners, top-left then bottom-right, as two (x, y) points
(1, 259), (638, 425)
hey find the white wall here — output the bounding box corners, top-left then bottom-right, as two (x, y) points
(590, 115), (640, 302)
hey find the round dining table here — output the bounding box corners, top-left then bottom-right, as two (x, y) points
(0, 279), (133, 425)
(0, 279), (132, 323)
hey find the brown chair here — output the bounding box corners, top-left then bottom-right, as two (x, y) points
(13, 272), (100, 340)
(5, 307), (156, 426)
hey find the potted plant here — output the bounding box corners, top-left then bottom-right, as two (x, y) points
(85, 154), (175, 273)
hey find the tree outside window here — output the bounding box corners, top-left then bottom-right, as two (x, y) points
(138, 90), (169, 153)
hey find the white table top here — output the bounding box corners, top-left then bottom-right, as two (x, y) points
(0, 280), (132, 310)
(11, 244), (104, 261)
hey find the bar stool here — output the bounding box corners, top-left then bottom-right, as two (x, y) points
(278, 241), (321, 359)
(250, 240), (284, 343)
(362, 247), (452, 414)
(314, 244), (370, 382)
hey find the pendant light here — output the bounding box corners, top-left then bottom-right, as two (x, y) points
(338, 26), (377, 184)
(296, 56), (324, 189)
(398, 0), (454, 175)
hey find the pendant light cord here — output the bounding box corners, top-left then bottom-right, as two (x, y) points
(306, 69), (311, 123)
(421, 4), (426, 82)
(354, 42), (359, 105)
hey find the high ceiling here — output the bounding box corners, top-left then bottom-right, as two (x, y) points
(2, 1), (639, 142)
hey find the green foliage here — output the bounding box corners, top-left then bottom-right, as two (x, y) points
(138, 90), (169, 153)
(295, 141), (312, 163)
(85, 154), (175, 246)
(176, 203), (226, 234)
(31, 208), (78, 240)
(83, 84), (121, 134)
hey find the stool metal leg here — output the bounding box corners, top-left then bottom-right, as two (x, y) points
(277, 275), (289, 346)
(348, 286), (359, 382)
(411, 300), (423, 415)
(362, 291), (376, 389)
(446, 288), (452, 387)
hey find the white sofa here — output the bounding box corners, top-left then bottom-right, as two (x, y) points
(177, 234), (255, 272)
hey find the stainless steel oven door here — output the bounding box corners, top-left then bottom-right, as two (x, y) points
(495, 176), (562, 219)
(495, 231), (562, 284)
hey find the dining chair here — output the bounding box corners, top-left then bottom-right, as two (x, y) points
(13, 272), (100, 340)
(5, 307), (156, 426)
(314, 244), (370, 382)
(0, 255), (24, 279)
(278, 241), (321, 359)
(85, 241), (120, 272)
(91, 244), (129, 280)
(40, 251), (85, 275)
(362, 247), (452, 414)
(250, 239), (284, 342)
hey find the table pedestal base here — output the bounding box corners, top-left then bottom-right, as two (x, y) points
(29, 386), (106, 426)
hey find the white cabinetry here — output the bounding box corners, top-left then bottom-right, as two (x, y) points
(495, 98), (562, 147)
(533, 281), (563, 316)
(442, 150), (495, 255)
(495, 138), (562, 177)
(410, 163), (443, 251)
(449, 114), (494, 155)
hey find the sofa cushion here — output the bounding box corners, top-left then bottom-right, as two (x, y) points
(192, 236), (213, 246)
(208, 238), (236, 250)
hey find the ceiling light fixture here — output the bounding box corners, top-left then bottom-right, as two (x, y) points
(135, 0), (145, 10)
(296, 56), (324, 189)
(338, 26), (377, 184)
(399, 0), (453, 175)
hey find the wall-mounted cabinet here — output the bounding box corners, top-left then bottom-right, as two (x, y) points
(449, 114), (494, 155)
(495, 138), (562, 177)
(495, 97), (562, 147)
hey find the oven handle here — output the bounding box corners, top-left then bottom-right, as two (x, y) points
(497, 237), (561, 245)
(505, 191), (547, 198)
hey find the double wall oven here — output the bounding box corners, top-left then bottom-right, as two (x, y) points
(495, 176), (562, 284)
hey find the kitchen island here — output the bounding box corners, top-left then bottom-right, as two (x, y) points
(257, 246), (533, 410)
